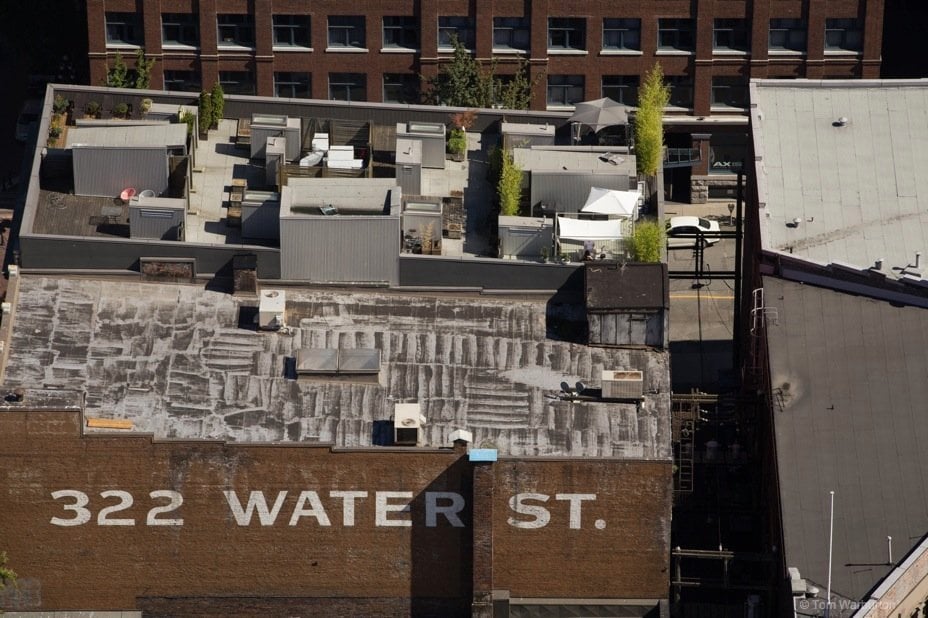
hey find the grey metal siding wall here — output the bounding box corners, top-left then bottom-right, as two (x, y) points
(589, 311), (666, 347)
(530, 172), (635, 213)
(500, 225), (553, 259)
(399, 256), (583, 291)
(73, 147), (169, 198)
(242, 203), (281, 240)
(280, 217), (400, 284)
(129, 207), (184, 240)
(19, 235), (281, 278)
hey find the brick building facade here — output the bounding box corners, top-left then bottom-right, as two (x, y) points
(85, 0), (885, 202)
(86, 0), (884, 111)
(0, 410), (671, 615)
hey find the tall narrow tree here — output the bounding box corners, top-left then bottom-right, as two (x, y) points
(635, 63), (671, 176)
(134, 48), (155, 89)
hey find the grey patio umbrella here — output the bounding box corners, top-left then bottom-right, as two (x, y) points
(567, 97), (629, 132)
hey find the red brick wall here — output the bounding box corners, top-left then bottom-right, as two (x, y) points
(86, 0), (885, 109)
(0, 410), (669, 612)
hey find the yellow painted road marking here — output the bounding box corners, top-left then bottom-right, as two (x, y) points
(669, 293), (735, 300)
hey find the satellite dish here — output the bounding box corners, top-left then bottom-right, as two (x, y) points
(401, 418), (416, 426)
(575, 381), (587, 394)
(560, 381), (573, 394)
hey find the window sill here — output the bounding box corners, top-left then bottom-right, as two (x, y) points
(712, 49), (750, 56)
(547, 49), (589, 56)
(273, 46), (313, 52)
(438, 46), (473, 54)
(546, 104), (577, 111)
(655, 49), (694, 56)
(710, 105), (750, 113)
(162, 44), (199, 52)
(824, 49), (863, 57)
(326, 47), (369, 53)
(380, 47), (419, 54)
(599, 49), (643, 56)
(217, 44), (255, 52)
(492, 48), (528, 55)
(767, 49), (806, 56)
(106, 43), (142, 50)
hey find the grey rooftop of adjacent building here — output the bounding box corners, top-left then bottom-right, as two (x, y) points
(3, 276), (671, 459)
(751, 79), (928, 278)
(764, 276), (928, 601)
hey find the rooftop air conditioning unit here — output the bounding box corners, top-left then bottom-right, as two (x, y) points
(258, 289), (286, 330)
(601, 370), (644, 399)
(394, 403), (426, 446)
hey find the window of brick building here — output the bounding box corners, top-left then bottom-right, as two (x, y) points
(602, 19), (640, 52)
(163, 70), (201, 92)
(658, 19), (695, 52)
(825, 18), (863, 52)
(219, 71), (256, 95)
(602, 76), (639, 105)
(383, 17), (419, 50)
(713, 19), (749, 52)
(548, 18), (586, 51)
(769, 18), (807, 52)
(273, 15), (311, 48)
(383, 74), (420, 104)
(162, 14), (198, 48)
(439, 16), (475, 50)
(106, 12), (143, 46)
(328, 16), (366, 49)
(711, 76), (749, 108)
(547, 75), (584, 107)
(329, 73), (367, 101)
(493, 17), (530, 52)
(217, 14), (255, 47)
(666, 75), (694, 108)
(275, 72), (311, 98)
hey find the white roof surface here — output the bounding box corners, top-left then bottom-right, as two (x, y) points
(580, 187), (640, 217)
(751, 79), (928, 277)
(66, 123), (188, 149)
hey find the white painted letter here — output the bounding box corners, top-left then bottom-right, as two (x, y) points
(223, 490), (287, 526)
(555, 493), (596, 529)
(425, 491), (465, 528)
(507, 493), (550, 529)
(330, 490), (368, 526)
(376, 491), (413, 527)
(50, 490), (92, 526)
(289, 491), (331, 526)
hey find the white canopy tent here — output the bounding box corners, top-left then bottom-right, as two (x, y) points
(556, 216), (625, 241)
(579, 187), (641, 219)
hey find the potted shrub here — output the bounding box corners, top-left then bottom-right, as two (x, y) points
(52, 95), (69, 116)
(447, 129), (467, 161)
(140, 98), (153, 115)
(85, 101), (101, 119)
(113, 102), (129, 119)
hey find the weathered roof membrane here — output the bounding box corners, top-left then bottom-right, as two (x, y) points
(4, 277), (671, 459)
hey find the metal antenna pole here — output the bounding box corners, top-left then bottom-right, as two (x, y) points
(826, 490), (835, 618)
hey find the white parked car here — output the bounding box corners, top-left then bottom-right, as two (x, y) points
(666, 216), (721, 248)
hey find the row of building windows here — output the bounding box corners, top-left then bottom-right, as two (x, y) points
(107, 13), (865, 54)
(162, 69), (747, 109)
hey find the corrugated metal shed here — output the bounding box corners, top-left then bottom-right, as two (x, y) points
(532, 171), (636, 214)
(72, 146), (169, 198)
(282, 178), (401, 215)
(67, 124), (187, 152)
(242, 191), (281, 241)
(250, 114), (301, 160)
(280, 216), (400, 283)
(498, 216), (552, 260)
(501, 122), (556, 149)
(129, 196), (186, 240)
(396, 121), (446, 169)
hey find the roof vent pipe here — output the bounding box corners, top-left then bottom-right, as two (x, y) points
(916, 252), (922, 268)
(833, 117), (849, 127)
